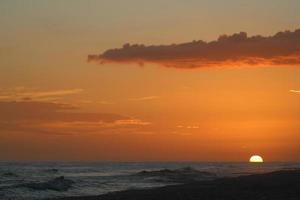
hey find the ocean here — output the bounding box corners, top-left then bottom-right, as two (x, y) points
(0, 161), (299, 200)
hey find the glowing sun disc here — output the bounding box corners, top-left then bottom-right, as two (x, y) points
(249, 155), (264, 163)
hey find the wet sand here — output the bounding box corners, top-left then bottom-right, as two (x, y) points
(51, 170), (300, 200)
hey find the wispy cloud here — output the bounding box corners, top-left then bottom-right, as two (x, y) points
(97, 100), (115, 105)
(0, 88), (83, 101)
(129, 96), (160, 101)
(114, 119), (151, 125)
(177, 125), (200, 129)
(0, 101), (150, 135)
(290, 90), (300, 93)
(78, 100), (115, 105)
(25, 89), (83, 98)
(89, 29), (300, 69)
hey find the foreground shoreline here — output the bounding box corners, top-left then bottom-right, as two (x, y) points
(50, 170), (300, 200)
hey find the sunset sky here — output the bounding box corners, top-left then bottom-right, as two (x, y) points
(0, 0), (300, 161)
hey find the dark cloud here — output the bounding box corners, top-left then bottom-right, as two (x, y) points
(88, 29), (300, 68)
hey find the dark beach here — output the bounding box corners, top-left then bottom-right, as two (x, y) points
(50, 170), (300, 200)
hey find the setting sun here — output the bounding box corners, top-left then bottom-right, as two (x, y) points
(1, 1), (300, 199)
(249, 155), (264, 163)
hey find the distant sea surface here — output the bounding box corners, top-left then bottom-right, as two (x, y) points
(0, 161), (299, 200)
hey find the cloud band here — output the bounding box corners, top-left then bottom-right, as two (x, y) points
(88, 29), (300, 69)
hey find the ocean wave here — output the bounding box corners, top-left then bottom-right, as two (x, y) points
(44, 168), (59, 173)
(1, 172), (19, 178)
(134, 167), (217, 183)
(18, 176), (74, 192)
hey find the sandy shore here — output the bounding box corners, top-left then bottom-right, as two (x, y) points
(51, 170), (300, 200)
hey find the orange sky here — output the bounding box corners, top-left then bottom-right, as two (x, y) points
(0, 0), (300, 161)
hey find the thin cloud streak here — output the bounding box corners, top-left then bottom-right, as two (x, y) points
(89, 29), (300, 69)
(78, 100), (115, 105)
(24, 89), (84, 98)
(0, 88), (83, 101)
(290, 90), (300, 93)
(0, 101), (150, 135)
(129, 96), (160, 101)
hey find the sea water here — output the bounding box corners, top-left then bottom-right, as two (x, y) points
(0, 161), (299, 200)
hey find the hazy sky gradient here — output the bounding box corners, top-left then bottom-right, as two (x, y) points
(0, 0), (300, 161)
